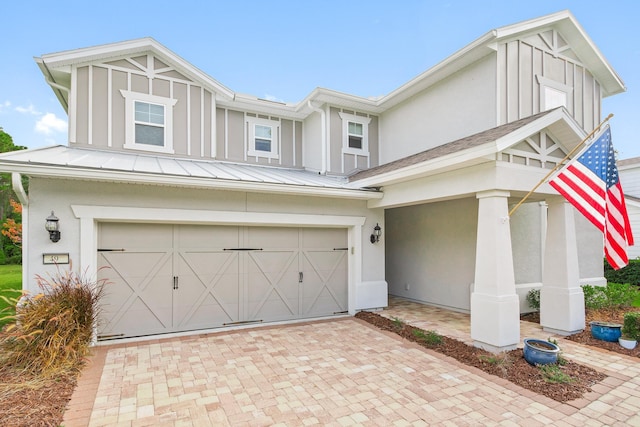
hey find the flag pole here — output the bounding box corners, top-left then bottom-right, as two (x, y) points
(508, 113), (614, 217)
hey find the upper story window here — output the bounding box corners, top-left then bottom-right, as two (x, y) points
(536, 75), (573, 112)
(135, 101), (164, 146)
(348, 122), (364, 149)
(121, 90), (177, 154)
(339, 112), (371, 155)
(247, 116), (279, 159)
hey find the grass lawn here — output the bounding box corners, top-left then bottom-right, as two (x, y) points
(0, 264), (22, 325)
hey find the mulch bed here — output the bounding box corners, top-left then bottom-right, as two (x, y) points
(0, 367), (78, 427)
(522, 308), (640, 358)
(355, 311), (606, 403)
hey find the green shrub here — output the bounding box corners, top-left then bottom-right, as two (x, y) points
(0, 268), (105, 377)
(581, 283), (639, 310)
(412, 328), (443, 346)
(621, 312), (640, 341)
(581, 285), (607, 310)
(526, 289), (540, 311)
(603, 283), (638, 308)
(604, 258), (640, 286)
(539, 364), (574, 384)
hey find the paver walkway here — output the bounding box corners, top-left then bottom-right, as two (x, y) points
(63, 298), (640, 426)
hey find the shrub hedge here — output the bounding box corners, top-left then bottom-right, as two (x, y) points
(604, 258), (640, 286)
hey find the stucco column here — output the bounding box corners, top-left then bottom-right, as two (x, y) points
(540, 197), (585, 335)
(470, 190), (520, 352)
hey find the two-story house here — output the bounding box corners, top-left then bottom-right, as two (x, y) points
(0, 10), (624, 351)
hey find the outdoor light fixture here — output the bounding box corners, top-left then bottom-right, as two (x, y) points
(370, 223), (382, 244)
(45, 211), (60, 243)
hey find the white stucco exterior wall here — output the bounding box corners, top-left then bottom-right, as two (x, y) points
(378, 55), (497, 164)
(23, 178), (386, 315)
(385, 198), (478, 311)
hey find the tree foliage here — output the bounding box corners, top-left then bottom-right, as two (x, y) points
(0, 128), (27, 264)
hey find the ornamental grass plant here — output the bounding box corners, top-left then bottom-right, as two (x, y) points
(0, 267), (105, 378)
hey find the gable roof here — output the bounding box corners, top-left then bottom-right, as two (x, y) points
(0, 146), (381, 200)
(37, 11), (623, 119)
(348, 107), (586, 188)
(36, 37), (235, 113)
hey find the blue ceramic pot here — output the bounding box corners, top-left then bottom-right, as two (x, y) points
(590, 321), (622, 342)
(523, 338), (560, 365)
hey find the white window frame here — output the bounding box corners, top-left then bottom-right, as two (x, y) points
(247, 116), (280, 159)
(339, 112), (371, 156)
(536, 75), (573, 112)
(120, 90), (177, 154)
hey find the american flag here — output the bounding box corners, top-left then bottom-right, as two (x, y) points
(549, 126), (634, 270)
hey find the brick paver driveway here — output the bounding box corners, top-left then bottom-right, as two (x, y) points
(64, 300), (640, 426)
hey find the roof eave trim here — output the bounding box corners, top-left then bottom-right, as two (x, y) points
(349, 144), (497, 188)
(494, 108), (585, 152)
(377, 31), (497, 109)
(38, 38), (235, 101)
(0, 163), (382, 200)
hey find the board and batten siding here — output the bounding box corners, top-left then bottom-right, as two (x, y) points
(72, 55), (303, 168)
(328, 107), (379, 175)
(498, 30), (602, 131)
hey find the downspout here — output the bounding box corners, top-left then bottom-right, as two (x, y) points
(307, 101), (327, 175)
(11, 173), (28, 293)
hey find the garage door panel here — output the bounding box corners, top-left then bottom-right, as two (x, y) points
(98, 251), (173, 337)
(246, 251), (299, 321)
(301, 228), (347, 248)
(175, 251), (241, 329)
(107, 297), (172, 337)
(301, 250), (348, 316)
(98, 224), (349, 339)
(100, 223), (173, 249)
(177, 225), (240, 248)
(247, 227), (299, 248)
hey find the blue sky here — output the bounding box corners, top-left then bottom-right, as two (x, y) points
(1, 1), (639, 158)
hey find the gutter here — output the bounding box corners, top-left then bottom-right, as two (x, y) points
(307, 101), (327, 175)
(0, 163), (382, 200)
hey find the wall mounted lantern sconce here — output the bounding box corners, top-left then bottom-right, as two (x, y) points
(45, 211), (60, 243)
(370, 223), (382, 244)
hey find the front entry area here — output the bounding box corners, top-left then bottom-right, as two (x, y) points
(97, 223), (348, 339)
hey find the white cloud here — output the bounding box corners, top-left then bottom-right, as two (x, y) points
(0, 100), (11, 112)
(16, 104), (41, 115)
(35, 113), (67, 135)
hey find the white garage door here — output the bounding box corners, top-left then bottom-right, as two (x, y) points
(97, 223), (348, 339)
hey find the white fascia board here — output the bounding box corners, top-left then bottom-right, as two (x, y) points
(377, 31), (497, 110)
(38, 37), (235, 100)
(493, 10), (572, 39)
(0, 163), (382, 200)
(72, 204), (367, 228)
(626, 199), (640, 209)
(296, 88), (384, 115)
(494, 10), (624, 97)
(219, 95), (307, 120)
(348, 143), (498, 189)
(618, 160), (640, 171)
(494, 108), (585, 153)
